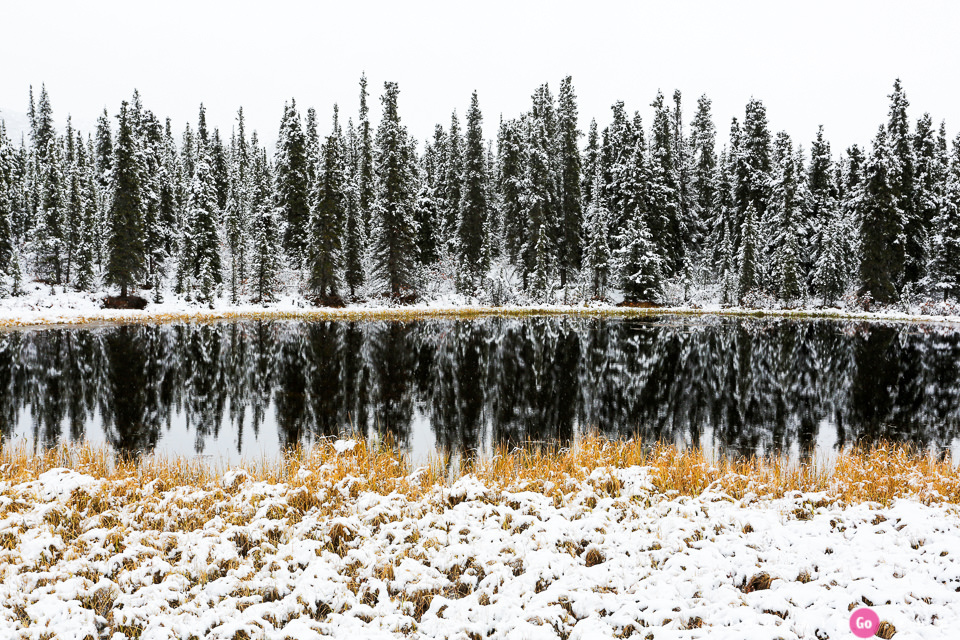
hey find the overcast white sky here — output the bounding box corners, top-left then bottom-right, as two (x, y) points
(1, 0), (957, 154)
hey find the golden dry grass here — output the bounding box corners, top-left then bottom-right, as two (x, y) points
(1, 302), (955, 330)
(2, 436), (958, 507)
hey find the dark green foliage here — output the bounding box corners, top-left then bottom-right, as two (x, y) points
(556, 77), (583, 289)
(106, 102), (145, 298)
(459, 91), (489, 287)
(859, 126), (903, 304)
(371, 82), (418, 297)
(615, 211), (663, 302)
(249, 138), (284, 303)
(887, 79), (917, 285)
(307, 109), (347, 297)
(274, 99), (310, 267)
(342, 119), (364, 297)
(738, 204), (760, 300)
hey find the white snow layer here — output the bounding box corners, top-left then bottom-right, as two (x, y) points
(1, 467), (957, 638)
(4, 283), (960, 328)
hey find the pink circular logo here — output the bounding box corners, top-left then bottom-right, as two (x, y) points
(849, 608), (880, 638)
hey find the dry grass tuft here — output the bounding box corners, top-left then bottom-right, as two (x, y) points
(2, 435), (959, 507)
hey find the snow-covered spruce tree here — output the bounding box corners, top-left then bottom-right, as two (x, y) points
(412, 150), (437, 276)
(582, 118), (600, 212)
(556, 77), (582, 290)
(807, 125), (837, 291)
(34, 137), (67, 284)
(912, 112), (940, 290)
(187, 152), (223, 306)
(441, 110), (463, 256)
(342, 118), (364, 298)
(813, 210), (848, 305)
(458, 91), (489, 291)
(602, 102), (638, 247)
(249, 137), (284, 304)
(371, 82), (419, 298)
(225, 107), (251, 304)
(521, 112), (557, 300)
(648, 91), (682, 276)
(582, 162), (611, 299)
(673, 90), (698, 259)
(708, 147), (735, 281)
(357, 73), (375, 237)
(274, 99), (310, 268)
(887, 79), (918, 285)
(929, 134), (960, 300)
(690, 94), (717, 261)
(858, 125), (903, 304)
(769, 131), (804, 301)
(105, 101), (146, 299)
(615, 211), (663, 303)
(139, 109), (175, 301)
(307, 107), (346, 299)
(497, 118), (526, 266)
(0, 121), (14, 290)
(72, 137), (97, 292)
(735, 100), (773, 263)
(738, 203), (760, 301)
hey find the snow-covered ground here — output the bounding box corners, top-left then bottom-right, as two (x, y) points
(2, 461), (957, 639)
(4, 282), (960, 328)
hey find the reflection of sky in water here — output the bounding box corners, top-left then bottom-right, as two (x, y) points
(5, 316), (960, 466)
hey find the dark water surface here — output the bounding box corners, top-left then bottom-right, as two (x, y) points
(3, 316), (960, 463)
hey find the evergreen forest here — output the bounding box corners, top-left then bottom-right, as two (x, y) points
(1, 77), (959, 308)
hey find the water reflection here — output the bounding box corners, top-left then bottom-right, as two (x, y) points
(2, 317), (959, 461)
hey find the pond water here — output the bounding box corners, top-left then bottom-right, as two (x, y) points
(3, 315), (960, 464)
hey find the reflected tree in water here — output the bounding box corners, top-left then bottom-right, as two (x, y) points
(1, 317), (959, 458)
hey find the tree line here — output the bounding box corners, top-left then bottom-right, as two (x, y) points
(0, 77), (959, 306)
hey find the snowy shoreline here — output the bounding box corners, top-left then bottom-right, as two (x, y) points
(2, 463), (956, 639)
(3, 285), (960, 329)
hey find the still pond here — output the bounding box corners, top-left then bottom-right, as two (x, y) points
(3, 315), (960, 463)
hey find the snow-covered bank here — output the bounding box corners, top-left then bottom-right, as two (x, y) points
(2, 462), (958, 639)
(4, 284), (960, 328)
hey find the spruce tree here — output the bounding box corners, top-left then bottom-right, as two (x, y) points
(106, 101), (145, 298)
(648, 91), (682, 274)
(582, 118), (600, 211)
(34, 137), (67, 284)
(459, 91), (488, 288)
(73, 137), (97, 292)
(556, 77), (583, 289)
(690, 94), (717, 258)
(307, 108), (347, 298)
(859, 125), (903, 304)
(807, 125), (837, 289)
(813, 210), (848, 305)
(274, 99), (310, 267)
(414, 133), (441, 266)
(0, 121), (13, 286)
(582, 162), (611, 298)
(912, 112), (939, 287)
(497, 118), (526, 265)
(249, 138), (284, 303)
(929, 133), (960, 300)
(738, 203), (760, 301)
(887, 79), (917, 285)
(187, 152), (223, 305)
(357, 73), (375, 235)
(225, 108), (251, 304)
(770, 132), (804, 300)
(342, 118), (364, 297)
(615, 211), (663, 303)
(371, 82), (418, 297)
(442, 111), (463, 254)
